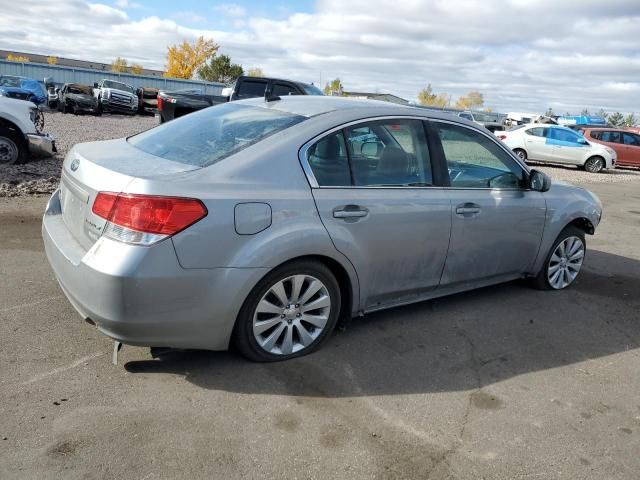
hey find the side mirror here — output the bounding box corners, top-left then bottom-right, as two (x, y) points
(93, 82), (99, 88)
(529, 169), (551, 192)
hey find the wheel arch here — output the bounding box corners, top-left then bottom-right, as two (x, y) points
(568, 217), (595, 235)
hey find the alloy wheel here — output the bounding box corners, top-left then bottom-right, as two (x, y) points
(252, 274), (331, 355)
(585, 157), (604, 173)
(547, 236), (584, 289)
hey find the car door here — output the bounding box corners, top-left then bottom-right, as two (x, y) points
(304, 118), (452, 310)
(621, 132), (640, 166)
(432, 120), (546, 286)
(522, 126), (549, 160)
(546, 127), (588, 165)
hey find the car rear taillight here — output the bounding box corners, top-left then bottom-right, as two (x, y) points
(92, 192), (207, 245)
(497, 135), (507, 141)
(157, 95), (163, 111)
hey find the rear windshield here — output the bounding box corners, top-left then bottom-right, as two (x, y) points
(128, 103), (306, 167)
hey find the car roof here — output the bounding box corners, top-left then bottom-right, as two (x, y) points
(235, 95), (469, 123)
(582, 127), (623, 131)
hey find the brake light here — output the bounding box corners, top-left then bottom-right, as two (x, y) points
(157, 95), (163, 111)
(92, 192), (207, 244)
(497, 135), (507, 141)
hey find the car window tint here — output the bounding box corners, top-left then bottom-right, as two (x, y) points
(548, 127), (581, 144)
(623, 133), (640, 146)
(237, 81), (267, 99)
(272, 83), (298, 97)
(589, 131), (601, 140)
(459, 113), (473, 121)
(307, 131), (351, 186)
(600, 131), (622, 143)
(436, 122), (524, 189)
(344, 119), (432, 186)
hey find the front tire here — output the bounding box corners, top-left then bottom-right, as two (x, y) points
(584, 156), (604, 173)
(0, 127), (26, 165)
(531, 226), (585, 290)
(233, 260), (341, 362)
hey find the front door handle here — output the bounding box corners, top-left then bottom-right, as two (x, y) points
(455, 203), (481, 215)
(333, 206), (368, 219)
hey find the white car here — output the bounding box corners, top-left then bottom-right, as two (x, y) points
(497, 124), (616, 173)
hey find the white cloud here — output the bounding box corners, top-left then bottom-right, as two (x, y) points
(1, 0), (639, 113)
(114, 0), (141, 8)
(214, 3), (247, 18)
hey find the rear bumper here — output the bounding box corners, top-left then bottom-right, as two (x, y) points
(27, 133), (56, 157)
(42, 189), (266, 350)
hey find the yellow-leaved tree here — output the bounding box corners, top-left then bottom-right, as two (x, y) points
(111, 57), (128, 73)
(323, 78), (344, 96)
(247, 67), (264, 77)
(417, 84), (449, 108)
(130, 63), (144, 75)
(164, 37), (218, 79)
(47, 56), (58, 65)
(455, 91), (484, 110)
(7, 54), (29, 62)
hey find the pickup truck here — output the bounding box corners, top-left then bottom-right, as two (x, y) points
(93, 79), (138, 115)
(157, 75), (323, 122)
(457, 111), (505, 133)
(0, 96), (55, 165)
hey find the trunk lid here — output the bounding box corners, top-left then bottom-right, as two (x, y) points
(60, 138), (200, 250)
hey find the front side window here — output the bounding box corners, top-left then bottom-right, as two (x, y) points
(129, 103), (306, 167)
(589, 131), (601, 140)
(272, 83), (298, 97)
(547, 127), (582, 144)
(436, 122), (524, 189)
(459, 113), (473, 121)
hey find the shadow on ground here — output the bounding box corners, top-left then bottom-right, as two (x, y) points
(125, 250), (640, 398)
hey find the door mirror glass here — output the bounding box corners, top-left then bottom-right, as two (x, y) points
(529, 169), (551, 192)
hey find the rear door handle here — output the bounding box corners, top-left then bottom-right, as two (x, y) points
(333, 206), (368, 219)
(455, 203), (481, 215)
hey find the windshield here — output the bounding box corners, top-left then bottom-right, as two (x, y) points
(128, 103), (306, 167)
(103, 80), (134, 93)
(301, 83), (324, 96)
(68, 85), (92, 95)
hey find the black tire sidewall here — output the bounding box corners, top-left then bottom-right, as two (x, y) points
(0, 128), (26, 165)
(233, 260), (341, 362)
(585, 157), (603, 173)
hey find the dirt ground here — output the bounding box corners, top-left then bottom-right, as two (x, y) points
(0, 178), (639, 479)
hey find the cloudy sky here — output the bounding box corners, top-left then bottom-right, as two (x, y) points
(1, 0), (639, 114)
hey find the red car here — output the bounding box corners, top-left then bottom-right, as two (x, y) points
(581, 128), (640, 168)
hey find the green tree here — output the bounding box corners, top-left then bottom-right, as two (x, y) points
(323, 78), (344, 96)
(417, 84), (449, 108)
(580, 108), (590, 116)
(198, 54), (244, 84)
(623, 113), (637, 127)
(595, 108), (608, 121)
(608, 112), (624, 127)
(455, 91), (484, 110)
(111, 57), (128, 73)
(544, 107), (554, 117)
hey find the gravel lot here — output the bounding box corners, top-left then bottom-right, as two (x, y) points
(0, 112), (156, 197)
(1, 111), (638, 197)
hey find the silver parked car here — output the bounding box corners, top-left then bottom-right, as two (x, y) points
(43, 97), (603, 362)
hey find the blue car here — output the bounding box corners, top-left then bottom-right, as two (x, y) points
(0, 75), (47, 105)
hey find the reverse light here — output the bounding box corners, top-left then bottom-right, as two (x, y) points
(92, 192), (207, 245)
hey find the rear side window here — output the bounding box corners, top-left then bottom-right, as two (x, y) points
(623, 133), (640, 146)
(436, 122), (524, 188)
(589, 131), (601, 140)
(306, 119), (433, 187)
(236, 80), (267, 99)
(526, 127), (547, 137)
(600, 131), (622, 143)
(129, 103), (305, 167)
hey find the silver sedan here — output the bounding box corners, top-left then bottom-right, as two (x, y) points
(43, 97), (602, 361)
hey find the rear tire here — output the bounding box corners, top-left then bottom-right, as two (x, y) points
(584, 156), (604, 173)
(531, 226), (586, 290)
(233, 260), (341, 362)
(513, 148), (527, 161)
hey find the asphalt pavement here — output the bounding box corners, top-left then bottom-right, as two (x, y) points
(1, 180), (639, 479)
